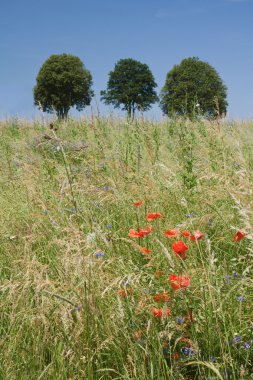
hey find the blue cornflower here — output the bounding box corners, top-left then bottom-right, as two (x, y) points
(95, 252), (105, 258)
(242, 342), (250, 349)
(181, 347), (195, 356)
(230, 336), (242, 345)
(106, 224), (112, 229)
(237, 295), (246, 302)
(176, 316), (185, 325)
(75, 305), (81, 311)
(186, 212), (197, 218)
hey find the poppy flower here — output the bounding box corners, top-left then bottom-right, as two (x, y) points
(154, 292), (170, 302)
(152, 307), (171, 317)
(139, 225), (152, 236)
(128, 229), (145, 238)
(140, 247), (152, 254)
(117, 289), (128, 298)
(134, 201), (142, 206)
(185, 311), (195, 322)
(128, 226), (152, 238)
(168, 274), (190, 290)
(182, 230), (191, 238)
(171, 352), (180, 360)
(233, 230), (246, 242)
(133, 330), (142, 339)
(172, 241), (188, 259)
(146, 213), (161, 221)
(165, 228), (180, 238)
(117, 288), (132, 298)
(190, 230), (203, 241)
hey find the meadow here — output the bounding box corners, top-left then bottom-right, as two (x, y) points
(0, 116), (252, 380)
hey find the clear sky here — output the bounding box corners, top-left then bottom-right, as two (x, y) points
(0, 0), (253, 120)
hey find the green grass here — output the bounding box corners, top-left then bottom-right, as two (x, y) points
(0, 116), (252, 379)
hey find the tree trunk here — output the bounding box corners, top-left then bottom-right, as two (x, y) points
(57, 108), (69, 120)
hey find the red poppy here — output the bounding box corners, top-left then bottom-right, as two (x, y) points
(172, 241), (188, 253)
(190, 230), (203, 241)
(139, 225), (152, 236)
(165, 228), (180, 237)
(117, 288), (132, 298)
(168, 274), (190, 290)
(233, 230), (246, 242)
(117, 289), (128, 298)
(154, 292), (170, 302)
(152, 307), (171, 317)
(133, 330), (142, 339)
(128, 226), (152, 238)
(182, 230), (191, 238)
(140, 247), (152, 254)
(146, 212), (162, 221)
(172, 241), (188, 259)
(128, 229), (145, 238)
(171, 352), (180, 360)
(185, 311), (195, 322)
(134, 201), (142, 206)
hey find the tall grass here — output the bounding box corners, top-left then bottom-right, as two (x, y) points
(0, 116), (252, 379)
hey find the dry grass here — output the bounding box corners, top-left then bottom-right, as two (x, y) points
(0, 116), (252, 379)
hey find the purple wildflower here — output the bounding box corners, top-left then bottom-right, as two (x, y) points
(176, 316), (185, 325)
(237, 295), (246, 302)
(106, 224), (112, 229)
(186, 212), (197, 218)
(95, 252), (105, 258)
(242, 342), (250, 349)
(230, 336), (242, 345)
(181, 347), (195, 356)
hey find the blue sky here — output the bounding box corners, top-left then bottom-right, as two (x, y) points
(0, 0), (253, 120)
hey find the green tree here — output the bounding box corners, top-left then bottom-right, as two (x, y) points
(160, 57), (228, 118)
(34, 54), (93, 119)
(101, 58), (158, 118)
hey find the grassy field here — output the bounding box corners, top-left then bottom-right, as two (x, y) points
(0, 116), (252, 380)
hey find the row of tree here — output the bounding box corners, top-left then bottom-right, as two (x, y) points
(34, 54), (228, 119)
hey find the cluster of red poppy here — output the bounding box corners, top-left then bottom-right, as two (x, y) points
(123, 202), (247, 318)
(150, 275), (191, 318)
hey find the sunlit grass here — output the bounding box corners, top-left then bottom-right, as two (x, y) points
(0, 116), (252, 379)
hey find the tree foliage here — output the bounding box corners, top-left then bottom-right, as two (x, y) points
(101, 58), (158, 117)
(160, 57), (228, 118)
(34, 54), (93, 119)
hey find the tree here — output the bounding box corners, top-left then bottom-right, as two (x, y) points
(101, 58), (158, 118)
(160, 57), (228, 119)
(34, 54), (93, 119)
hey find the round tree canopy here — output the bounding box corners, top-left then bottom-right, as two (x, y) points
(34, 53), (93, 119)
(101, 58), (158, 117)
(160, 57), (228, 119)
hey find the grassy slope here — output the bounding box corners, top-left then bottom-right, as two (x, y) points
(0, 117), (252, 380)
